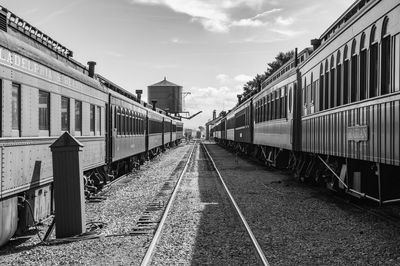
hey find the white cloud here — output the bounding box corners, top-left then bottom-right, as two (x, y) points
(231, 18), (264, 27)
(271, 28), (305, 37)
(130, 0), (282, 32)
(275, 16), (294, 26)
(216, 74), (230, 83)
(234, 74), (252, 83)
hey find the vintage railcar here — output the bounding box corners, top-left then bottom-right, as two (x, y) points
(212, 0), (400, 204)
(0, 6), (184, 246)
(0, 8), (108, 245)
(298, 0), (400, 203)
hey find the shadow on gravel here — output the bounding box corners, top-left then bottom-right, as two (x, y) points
(189, 144), (259, 266)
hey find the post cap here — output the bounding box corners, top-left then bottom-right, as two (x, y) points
(50, 132), (84, 150)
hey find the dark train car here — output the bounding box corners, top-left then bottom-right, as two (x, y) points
(234, 98), (252, 145)
(226, 110), (235, 142)
(108, 87), (146, 163)
(0, 8), (108, 245)
(176, 121), (184, 140)
(172, 119), (177, 143)
(163, 115), (172, 146)
(299, 0), (400, 203)
(147, 108), (164, 151)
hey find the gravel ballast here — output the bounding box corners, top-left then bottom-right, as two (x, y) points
(151, 143), (260, 265)
(0, 143), (192, 265)
(205, 143), (400, 266)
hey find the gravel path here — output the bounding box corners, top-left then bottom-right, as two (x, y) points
(0, 142), (192, 265)
(151, 143), (260, 265)
(205, 142), (400, 266)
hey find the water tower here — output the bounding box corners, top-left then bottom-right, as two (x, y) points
(148, 77), (182, 114)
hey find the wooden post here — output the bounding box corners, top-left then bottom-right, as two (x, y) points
(50, 132), (86, 238)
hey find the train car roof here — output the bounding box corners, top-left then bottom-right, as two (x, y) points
(0, 30), (105, 92)
(319, 0), (377, 45)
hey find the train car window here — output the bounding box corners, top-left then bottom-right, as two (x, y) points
(381, 18), (391, 95)
(135, 112), (139, 135)
(319, 64), (324, 111)
(0, 80), (2, 136)
(276, 90), (280, 119)
(284, 86), (287, 118)
(395, 34), (400, 92)
(11, 83), (20, 131)
(116, 107), (120, 134)
(268, 93), (273, 120)
(336, 51), (342, 106)
(39, 90), (50, 131)
(90, 104), (95, 134)
(330, 56), (335, 108)
(350, 39), (358, 102)
(75, 101), (82, 133)
(96, 106), (101, 135)
(370, 25), (378, 98)
(310, 73), (314, 104)
(281, 87), (285, 118)
(256, 101), (259, 123)
(360, 33), (367, 100)
(123, 109), (126, 135)
(303, 77), (307, 109)
(61, 97), (69, 132)
(324, 60), (329, 109)
(263, 97), (266, 122)
(343, 45), (349, 104)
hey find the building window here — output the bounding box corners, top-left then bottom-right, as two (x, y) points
(75, 100), (82, 132)
(39, 91), (50, 130)
(61, 97), (69, 131)
(12, 83), (20, 130)
(90, 104), (95, 133)
(96, 106), (101, 134)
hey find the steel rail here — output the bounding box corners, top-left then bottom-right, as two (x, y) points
(140, 141), (197, 266)
(202, 143), (270, 266)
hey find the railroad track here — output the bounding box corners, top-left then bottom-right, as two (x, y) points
(140, 141), (269, 266)
(140, 140), (197, 265)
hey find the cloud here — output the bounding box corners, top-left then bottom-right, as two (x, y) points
(275, 16), (294, 26)
(216, 74), (229, 83)
(130, 0), (282, 32)
(234, 74), (252, 83)
(271, 28), (305, 37)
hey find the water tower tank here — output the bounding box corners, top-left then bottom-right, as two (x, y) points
(148, 77), (182, 113)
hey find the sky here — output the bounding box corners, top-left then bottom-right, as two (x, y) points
(1, 0), (354, 130)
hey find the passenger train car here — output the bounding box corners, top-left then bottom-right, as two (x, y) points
(0, 7), (184, 246)
(212, 0), (400, 205)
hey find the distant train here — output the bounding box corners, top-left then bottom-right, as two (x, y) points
(0, 7), (183, 245)
(211, 0), (400, 204)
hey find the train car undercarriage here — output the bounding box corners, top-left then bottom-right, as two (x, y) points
(214, 138), (400, 205)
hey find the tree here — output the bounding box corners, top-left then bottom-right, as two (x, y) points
(240, 50), (294, 98)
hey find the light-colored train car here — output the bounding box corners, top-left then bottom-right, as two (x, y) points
(299, 0), (400, 202)
(0, 8), (107, 245)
